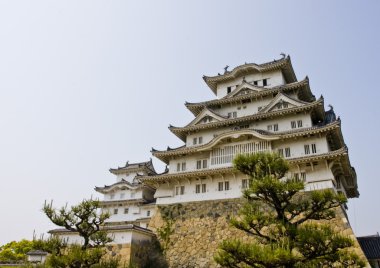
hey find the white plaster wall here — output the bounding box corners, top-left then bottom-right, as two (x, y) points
(105, 203), (154, 223)
(215, 70), (285, 98)
(156, 174), (246, 205)
(156, 163), (341, 205)
(104, 188), (143, 201)
(185, 112), (313, 147)
(172, 133), (328, 174)
(213, 96), (273, 118)
(55, 231), (151, 245)
(272, 135), (329, 159)
(106, 204), (141, 222)
(55, 233), (84, 245)
(111, 231), (132, 244)
(116, 172), (138, 183)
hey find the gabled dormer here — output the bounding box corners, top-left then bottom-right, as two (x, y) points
(258, 93), (310, 114)
(186, 107), (227, 127)
(223, 81), (265, 99)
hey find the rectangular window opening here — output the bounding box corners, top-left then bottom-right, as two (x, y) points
(304, 144), (310, 155)
(225, 181), (230, 191)
(218, 182), (224, 191)
(291, 121), (296, 129)
(311, 144), (317, 154)
(285, 148), (291, 158)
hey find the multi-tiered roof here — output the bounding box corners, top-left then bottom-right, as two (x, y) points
(140, 55), (359, 199)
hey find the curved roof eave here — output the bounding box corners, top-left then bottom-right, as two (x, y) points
(154, 120), (340, 164)
(171, 97), (324, 141)
(143, 147), (349, 183)
(185, 77), (313, 116)
(203, 56), (297, 94)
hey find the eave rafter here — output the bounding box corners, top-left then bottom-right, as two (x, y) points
(185, 78), (314, 116)
(155, 120), (341, 164)
(144, 146), (358, 198)
(171, 98), (325, 142)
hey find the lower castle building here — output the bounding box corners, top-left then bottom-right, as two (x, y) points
(49, 55), (366, 267)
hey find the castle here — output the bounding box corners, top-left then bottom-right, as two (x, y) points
(50, 55), (363, 267)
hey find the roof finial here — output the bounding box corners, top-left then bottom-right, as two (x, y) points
(224, 65), (229, 74)
(328, 104), (334, 111)
(280, 52), (286, 58)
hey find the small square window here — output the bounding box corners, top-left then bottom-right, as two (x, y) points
(273, 124), (278, 132)
(263, 79), (268, 86)
(124, 208), (129, 214)
(181, 162), (186, 171)
(267, 125), (272, 131)
(291, 121), (296, 129)
(278, 148), (284, 157)
(198, 137), (203, 144)
(233, 112), (237, 118)
(113, 208), (118, 215)
(202, 184), (206, 193)
(177, 163), (181, 172)
(147, 210), (151, 217)
(193, 137), (197, 145)
(297, 120), (303, 127)
(227, 87), (232, 94)
(253, 81), (258, 86)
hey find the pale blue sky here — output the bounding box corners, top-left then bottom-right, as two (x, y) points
(0, 1), (379, 244)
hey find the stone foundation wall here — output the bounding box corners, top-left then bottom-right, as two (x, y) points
(149, 199), (250, 268)
(148, 198), (368, 268)
(105, 244), (132, 265)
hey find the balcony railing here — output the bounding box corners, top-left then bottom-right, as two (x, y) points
(210, 141), (271, 166)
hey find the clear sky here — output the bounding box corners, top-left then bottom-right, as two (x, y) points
(0, 0), (379, 244)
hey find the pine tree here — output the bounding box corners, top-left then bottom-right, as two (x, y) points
(43, 198), (111, 249)
(214, 152), (365, 268)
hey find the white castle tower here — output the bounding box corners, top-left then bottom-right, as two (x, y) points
(139, 55), (359, 204)
(95, 159), (157, 228)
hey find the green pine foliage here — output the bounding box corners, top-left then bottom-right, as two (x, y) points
(39, 199), (117, 268)
(214, 152), (366, 268)
(43, 199), (112, 249)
